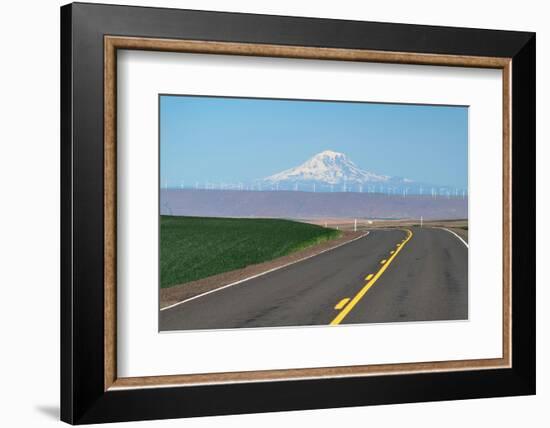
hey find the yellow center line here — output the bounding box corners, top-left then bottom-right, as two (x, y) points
(365, 273), (374, 281)
(330, 229), (413, 325)
(334, 297), (351, 310)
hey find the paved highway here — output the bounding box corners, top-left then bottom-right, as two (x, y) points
(159, 227), (468, 331)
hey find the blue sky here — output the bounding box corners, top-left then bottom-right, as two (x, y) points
(160, 95), (468, 188)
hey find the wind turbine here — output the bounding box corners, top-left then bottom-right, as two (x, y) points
(163, 201), (173, 215)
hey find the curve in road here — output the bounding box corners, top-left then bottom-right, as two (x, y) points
(159, 227), (468, 331)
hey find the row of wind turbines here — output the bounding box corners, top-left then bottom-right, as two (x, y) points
(162, 179), (467, 199)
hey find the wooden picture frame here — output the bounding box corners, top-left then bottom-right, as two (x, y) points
(61, 2), (535, 424)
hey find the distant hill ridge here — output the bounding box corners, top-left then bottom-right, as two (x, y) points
(160, 189), (467, 220)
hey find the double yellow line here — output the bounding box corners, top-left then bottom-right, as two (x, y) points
(330, 229), (413, 325)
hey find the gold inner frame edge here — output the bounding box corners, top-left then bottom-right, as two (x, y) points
(104, 36), (512, 391)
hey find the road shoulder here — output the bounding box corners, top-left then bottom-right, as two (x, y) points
(160, 230), (368, 309)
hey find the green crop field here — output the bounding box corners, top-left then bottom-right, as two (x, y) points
(160, 216), (342, 289)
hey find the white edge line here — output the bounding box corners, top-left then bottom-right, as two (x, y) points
(160, 231), (370, 312)
(440, 227), (469, 248)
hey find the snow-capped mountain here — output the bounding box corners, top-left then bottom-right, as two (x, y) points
(264, 150), (391, 185)
(175, 150), (463, 196)
(261, 150), (415, 192)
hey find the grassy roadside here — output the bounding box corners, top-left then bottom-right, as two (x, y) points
(160, 216), (342, 289)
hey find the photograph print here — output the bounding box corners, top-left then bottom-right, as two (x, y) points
(159, 95), (468, 332)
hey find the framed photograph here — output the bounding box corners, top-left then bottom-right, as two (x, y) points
(61, 2), (535, 424)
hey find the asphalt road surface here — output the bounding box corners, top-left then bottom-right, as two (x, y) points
(159, 227), (468, 331)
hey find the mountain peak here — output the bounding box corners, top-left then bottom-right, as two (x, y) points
(263, 150), (392, 186)
(315, 150), (346, 159)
